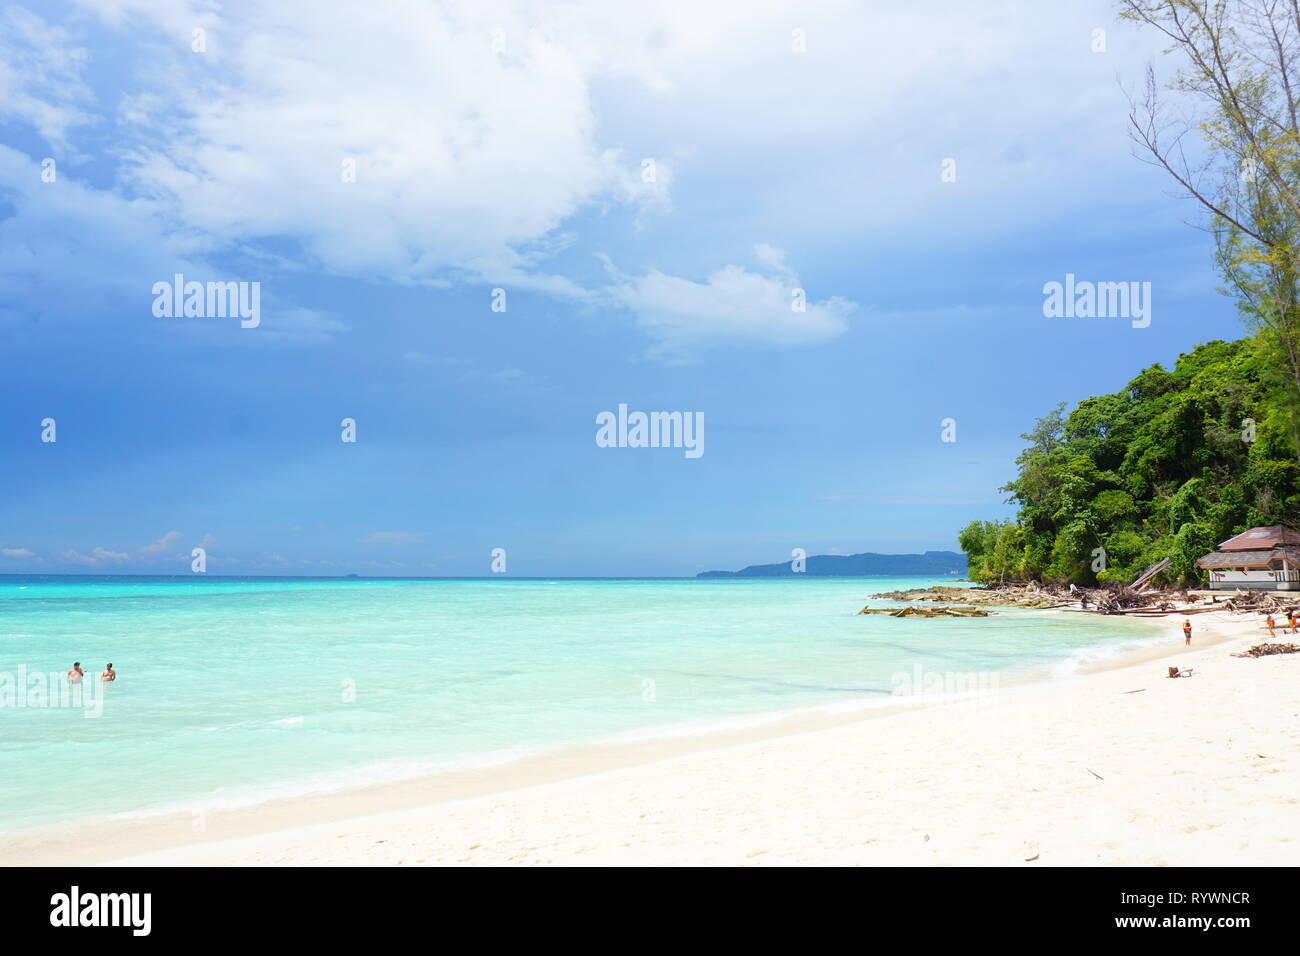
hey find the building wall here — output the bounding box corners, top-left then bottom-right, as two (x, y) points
(1206, 568), (1300, 590)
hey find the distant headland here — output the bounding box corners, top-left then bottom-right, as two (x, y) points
(696, 551), (967, 578)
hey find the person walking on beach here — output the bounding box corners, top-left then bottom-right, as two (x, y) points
(1182, 619), (1192, 645)
(67, 662), (84, 683)
(1266, 614), (1277, 637)
(1289, 610), (1298, 635)
(101, 663), (115, 682)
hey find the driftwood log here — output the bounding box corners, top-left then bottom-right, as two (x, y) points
(857, 604), (989, 618)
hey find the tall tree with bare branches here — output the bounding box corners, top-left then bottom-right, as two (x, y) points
(1123, 0), (1300, 456)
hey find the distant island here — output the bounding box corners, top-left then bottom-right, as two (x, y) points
(697, 551), (966, 578)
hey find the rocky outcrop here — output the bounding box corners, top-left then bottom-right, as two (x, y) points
(868, 585), (1066, 609)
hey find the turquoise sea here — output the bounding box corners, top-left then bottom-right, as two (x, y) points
(0, 575), (1164, 832)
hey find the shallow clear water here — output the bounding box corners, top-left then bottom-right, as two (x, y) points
(0, 575), (1163, 831)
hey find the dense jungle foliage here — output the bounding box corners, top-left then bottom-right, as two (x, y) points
(960, 336), (1300, 586)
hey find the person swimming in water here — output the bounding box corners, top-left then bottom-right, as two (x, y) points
(101, 663), (115, 682)
(67, 662), (84, 683)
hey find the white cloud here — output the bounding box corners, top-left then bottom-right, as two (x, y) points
(0, 7), (94, 151)
(610, 244), (855, 358)
(64, 0), (1141, 290)
(60, 546), (129, 565)
(59, 550), (99, 566)
(70, 0), (659, 291)
(0, 147), (344, 344)
(361, 532), (425, 545)
(136, 530), (182, 554)
(0, 0), (1172, 358)
(0, 547), (35, 558)
(45, 531), (216, 568)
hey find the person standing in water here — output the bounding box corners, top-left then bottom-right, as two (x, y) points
(101, 663), (115, 682)
(67, 662), (84, 683)
(1182, 619), (1192, 645)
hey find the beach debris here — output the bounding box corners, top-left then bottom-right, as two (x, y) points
(1222, 592), (1299, 614)
(857, 604), (989, 618)
(871, 581), (1256, 618)
(1086, 768), (1104, 780)
(1024, 853), (1040, 862)
(1232, 642), (1300, 658)
(1123, 688), (1146, 694)
(873, 582), (1159, 613)
(1167, 666), (1195, 678)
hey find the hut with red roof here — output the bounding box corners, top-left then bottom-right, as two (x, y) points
(1195, 526), (1300, 591)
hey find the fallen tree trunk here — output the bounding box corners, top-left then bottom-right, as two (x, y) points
(1132, 557), (1171, 591)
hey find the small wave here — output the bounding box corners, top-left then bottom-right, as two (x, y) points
(107, 748), (542, 820)
(588, 694), (917, 747)
(1049, 632), (1170, 677)
(199, 715), (306, 732)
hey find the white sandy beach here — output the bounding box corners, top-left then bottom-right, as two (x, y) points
(5, 609), (1298, 867)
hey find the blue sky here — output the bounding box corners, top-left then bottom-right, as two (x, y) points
(0, 0), (1245, 576)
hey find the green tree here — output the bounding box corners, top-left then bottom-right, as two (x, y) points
(958, 338), (1300, 586)
(1124, 0), (1300, 459)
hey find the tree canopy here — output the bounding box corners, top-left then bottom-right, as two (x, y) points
(961, 337), (1300, 586)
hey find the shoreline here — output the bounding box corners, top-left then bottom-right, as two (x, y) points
(4, 608), (1283, 866)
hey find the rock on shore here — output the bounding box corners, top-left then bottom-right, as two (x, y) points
(868, 585), (1068, 609)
